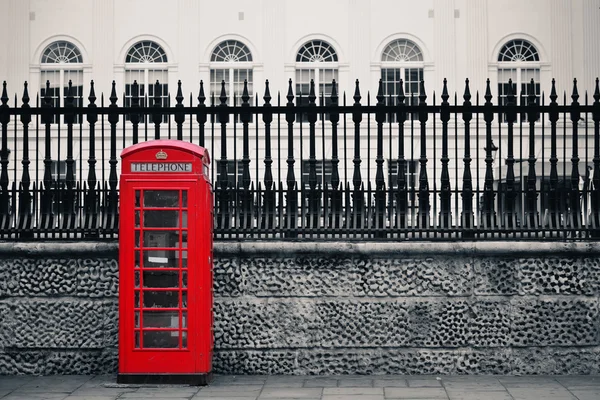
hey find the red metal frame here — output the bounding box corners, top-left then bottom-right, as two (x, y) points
(118, 141), (212, 379)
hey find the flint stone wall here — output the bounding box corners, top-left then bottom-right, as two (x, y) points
(0, 241), (599, 375)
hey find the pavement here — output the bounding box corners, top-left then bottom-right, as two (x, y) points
(0, 374), (599, 400)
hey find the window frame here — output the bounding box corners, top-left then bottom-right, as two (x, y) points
(496, 40), (542, 123)
(294, 40), (339, 122)
(380, 39), (425, 122)
(209, 40), (255, 123)
(124, 41), (170, 123)
(39, 41), (84, 124)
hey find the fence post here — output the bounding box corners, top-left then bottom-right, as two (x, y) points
(153, 80), (162, 139)
(285, 79), (298, 237)
(85, 81), (99, 233)
(240, 79), (252, 229)
(352, 80), (364, 230)
(439, 79), (451, 228)
(306, 79), (319, 229)
(196, 81), (207, 146)
(461, 79), (474, 237)
(569, 79), (581, 230)
(417, 80), (430, 229)
(396, 79), (408, 229)
(374, 79), (386, 237)
(0, 82), (10, 232)
(17, 82), (32, 237)
(547, 79), (560, 229)
(130, 80), (140, 144)
(590, 78), (600, 237)
(262, 80), (275, 229)
(482, 79), (496, 228)
(525, 79), (539, 229)
(175, 80), (184, 141)
(216, 80), (230, 230)
(503, 79), (518, 229)
(329, 80), (341, 228)
(106, 81), (119, 232)
(62, 80), (76, 230)
(39, 81), (54, 229)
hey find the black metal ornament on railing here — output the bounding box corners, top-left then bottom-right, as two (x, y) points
(216, 80), (230, 230)
(547, 79), (560, 229)
(175, 80), (185, 141)
(569, 79), (581, 229)
(525, 78), (539, 229)
(285, 79), (298, 236)
(18, 82), (32, 236)
(417, 80), (429, 228)
(482, 79), (496, 228)
(0, 82), (10, 230)
(240, 79), (252, 229)
(153, 80), (162, 140)
(375, 79), (386, 234)
(351, 79), (364, 229)
(85, 80), (99, 233)
(503, 78), (517, 229)
(107, 80), (119, 231)
(130, 80), (140, 144)
(63, 80), (76, 229)
(439, 78), (451, 229)
(328, 79), (342, 229)
(592, 78), (600, 237)
(396, 79), (408, 229)
(461, 79), (474, 236)
(261, 80), (275, 229)
(196, 81), (207, 147)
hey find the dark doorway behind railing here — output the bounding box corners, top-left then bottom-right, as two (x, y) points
(0, 77), (599, 241)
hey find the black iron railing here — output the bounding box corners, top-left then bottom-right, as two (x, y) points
(0, 77), (599, 241)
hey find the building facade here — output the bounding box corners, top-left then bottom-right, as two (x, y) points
(0, 0), (599, 222)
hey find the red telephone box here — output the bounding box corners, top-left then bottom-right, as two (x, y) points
(118, 140), (213, 385)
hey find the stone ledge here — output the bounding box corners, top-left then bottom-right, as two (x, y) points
(215, 241), (600, 257)
(0, 241), (598, 257)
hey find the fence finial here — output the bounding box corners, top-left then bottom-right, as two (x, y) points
(419, 80), (427, 104)
(1, 82), (7, 106)
(594, 78), (600, 103)
(242, 79), (250, 105)
(484, 79), (492, 104)
(198, 80), (206, 105)
(110, 80), (118, 106)
(397, 78), (405, 104)
(264, 80), (271, 105)
(441, 78), (449, 104)
(88, 80), (96, 105)
(176, 80), (184, 105)
(22, 82), (30, 106)
(308, 79), (316, 105)
(219, 80), (228, 106)
(376, 79), (384, 105)
(463, 78), (471, 102)
(286, 78), (294, 105)
(571, 78), (579, 103)
(353, 79), (361, 105)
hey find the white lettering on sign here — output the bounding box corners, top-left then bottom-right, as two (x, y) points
(131, 162), (193, 173)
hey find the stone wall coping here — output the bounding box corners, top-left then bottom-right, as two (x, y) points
(0, 240), (598, 257)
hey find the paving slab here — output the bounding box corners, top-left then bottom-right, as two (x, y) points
(446, 391), (513, 400)
(373, 379), (408, 388)
(322, 395), (384, 400)
(384, 387), (448, 399)
(569, 390), (600, 400)
(303, 378), (338, 388)
(323, 388), (383, 395)
(338, 379), (374, 388)
(406, 378), (443, 387)
(258, 388), (323, 398)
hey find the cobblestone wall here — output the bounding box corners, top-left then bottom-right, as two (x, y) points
(0, 242), (598, 375)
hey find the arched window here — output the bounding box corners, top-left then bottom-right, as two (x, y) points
(380, 39), (424, 121)
(209, 40), (254, 113)
(40, 40), (84, 123)
(497, 39), (540, 122)
(295, 40), (339, 121)
(124, 41), (169, 122)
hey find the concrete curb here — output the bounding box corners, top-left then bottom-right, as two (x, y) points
(0, 240), (598, 257)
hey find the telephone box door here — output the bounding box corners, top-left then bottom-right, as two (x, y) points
(120, 180), (198, 373)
